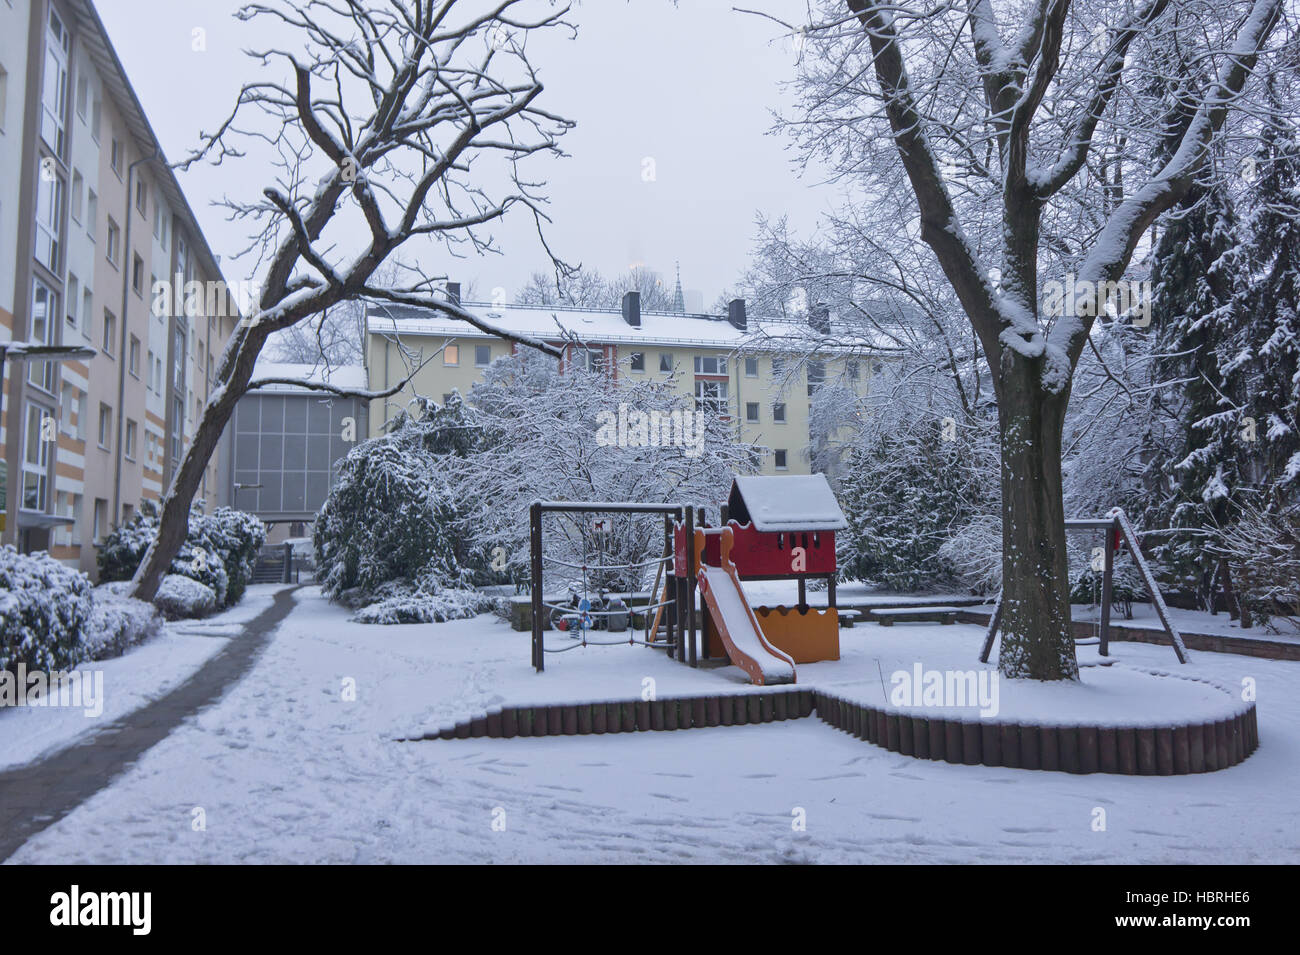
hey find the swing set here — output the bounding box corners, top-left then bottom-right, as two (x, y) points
(528, 501), (699, 672)
(979, 507), (1189, 665)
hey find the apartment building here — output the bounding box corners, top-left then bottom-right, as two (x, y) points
(365, 289), (875, 475)
(0, 0), (238, 577)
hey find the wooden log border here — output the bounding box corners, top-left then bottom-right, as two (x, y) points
(418, 686), (1259, 775)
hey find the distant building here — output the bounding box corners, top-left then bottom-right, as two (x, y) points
(228, 362), (369, 538)
(0, 0), (239, 576)
(365, 289), (878, 476)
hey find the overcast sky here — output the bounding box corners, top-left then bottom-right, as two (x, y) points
(95, 0), (832, 310)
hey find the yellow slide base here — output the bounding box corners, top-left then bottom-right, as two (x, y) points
(753, 606), (841, 664)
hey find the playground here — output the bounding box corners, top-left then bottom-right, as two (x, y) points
(3, 474), (1294, 863)
(3, 581), (1297, 865)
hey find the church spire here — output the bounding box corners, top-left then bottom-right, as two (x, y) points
(672, 261), (685, 313)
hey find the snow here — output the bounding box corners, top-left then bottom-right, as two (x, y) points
(0, 588), (282, 772)
(728, 474), (848, 531)
(248, 359), (368, 393)
(6, 586), (1298, 863)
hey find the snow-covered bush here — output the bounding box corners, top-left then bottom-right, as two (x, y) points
(154, 575), (218, 620)
(1215, 502), (1300, 630)
(86, 583), (165, 660)
(98, 507), (265, 611)
(352, 578), (499, 624)
(0, 546), (93, 672)
(937, 514), (1002, 595)
(314, 398), (478, 605)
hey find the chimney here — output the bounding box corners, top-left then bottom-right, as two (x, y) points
(447, 282), (461, 305)
(621, 290), (641, 327)
(810, 301), (830, 334)
(727, 298), (747, 331)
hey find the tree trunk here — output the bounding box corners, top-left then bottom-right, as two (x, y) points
(131, 327), (268, 601)
(995, 359), (1079, 681)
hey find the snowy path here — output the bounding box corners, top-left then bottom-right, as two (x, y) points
(6, 587), (1300, 864)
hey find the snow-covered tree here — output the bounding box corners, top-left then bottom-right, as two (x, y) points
(453, 349), (760, 592)
(131, 0), (575, 602)
(770, 0), (1284, 679)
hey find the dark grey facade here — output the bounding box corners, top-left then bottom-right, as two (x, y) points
(230, 389), (368, 523)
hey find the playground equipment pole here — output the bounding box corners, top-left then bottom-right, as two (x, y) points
(1100, 519), (1115, 657)
(530, 502), (544, 672)
(685, 506), (697, 667)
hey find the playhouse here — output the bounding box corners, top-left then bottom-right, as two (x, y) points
(673, 474), (848, 683)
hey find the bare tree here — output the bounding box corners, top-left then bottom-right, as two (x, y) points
(131, 0), (574, 601)
(770, 0), (1288, 678)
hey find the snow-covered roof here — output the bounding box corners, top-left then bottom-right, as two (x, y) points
(248, 360), (368, 394)
(727, 474), (848, 532)
(365, 302), (872, 352)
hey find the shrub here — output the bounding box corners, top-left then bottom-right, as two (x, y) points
(352, 579), (499, 625)
(86, 583), (165, 660)
(97, 507), (265, 610)
(0, 546), (93, 672)
(154, 574), (218, 620)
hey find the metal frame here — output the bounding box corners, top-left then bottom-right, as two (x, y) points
(530, 501), (690, 672)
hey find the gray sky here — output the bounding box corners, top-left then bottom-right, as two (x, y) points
(96, 0), (832, 309)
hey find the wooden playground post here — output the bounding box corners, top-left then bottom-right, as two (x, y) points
(530, 502), (544, 672)
(685, 506), (697, 667)
(1100, 519), (1115, 657)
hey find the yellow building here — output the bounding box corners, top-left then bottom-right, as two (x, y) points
(365, 291), (873, 475)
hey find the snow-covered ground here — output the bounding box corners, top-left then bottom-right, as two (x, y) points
(6, 586), (1298, 864)
(0, 586), (283, 772)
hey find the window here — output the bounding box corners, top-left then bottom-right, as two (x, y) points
(93, 499), (108, 542)
(66, 274), (79, 328)
(124, 419), (138, 460)
(774, 449), (788, 471)
(76, 71), (88, 119)
(81, 288), (93, 339)
(34, 170), (65, 271)
(0, 64), (7, 131)
(694, 380), (728, 414)
(132, 252), (144, 295)
(847, 360), (860, 380)
(694, 356), (727, 375)
(443, 344), (459, 366)
(745, 357), (758, 377)
(129, 335), (140, 376)
(110, 136), (123, 177)
(28, 280), (56, 392)
(70, 169), (83, 222)
(106, 217), (120, 265)
(771, 356), (785, 377)
(474, 344), (491, 367)
(59, 384), (78, 437)
(773, 402), (786, 423)
(21, 403), (53, 511)
(873, 361), (883, 376)
(146, 349), (155, 392)
(90, 96), (101, 142)
(629, 352), (645, 372)
(173, 327), (185, 387)
(135, 179), (147, 216)
(171, 397), (183, 460)
(40, 10), (70, 156)
(86, 190), (97, 241)
(98, 403), (112, 449)
(745, 402), (760, 423)
(102, 310), (116, 355)
(807, 360), (825, 397)
(658, 352), (673, 373)
(583, 348), (604, 374)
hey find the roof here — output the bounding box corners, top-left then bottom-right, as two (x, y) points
(248, 360), (368, 395)
(727, 475), (848, 532)
(365, 301), (881, 352)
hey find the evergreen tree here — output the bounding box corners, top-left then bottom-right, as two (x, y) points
(1234, 101), (1300, 498)
(1140, 173), (1249, 599)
